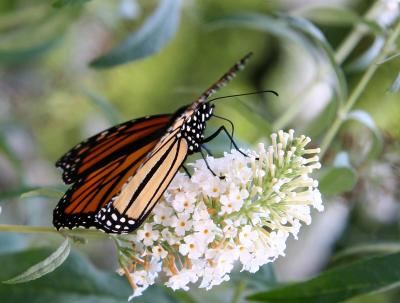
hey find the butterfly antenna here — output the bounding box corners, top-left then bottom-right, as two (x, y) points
(198, 52), (253, 103)
(207, 90), (279, 103)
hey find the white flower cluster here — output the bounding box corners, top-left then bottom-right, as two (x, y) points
(117, 130), (323, 300)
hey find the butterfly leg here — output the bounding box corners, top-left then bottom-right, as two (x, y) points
(200, 149), (224, 179)
(212, 114), (234, 150)
(182, 165), (192, 178)
(202, 125), (248, 157)
(201, 144), (214, 157)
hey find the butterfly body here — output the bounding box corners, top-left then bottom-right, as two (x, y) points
(95, 102), (214, 233)
(176, 102), (214, 154)
(53, 53), (252, 234)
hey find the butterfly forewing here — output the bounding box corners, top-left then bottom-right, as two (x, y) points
(53, 115), (172, 230)
(56, 115), (171, 184)
(96, 120), (189, 233)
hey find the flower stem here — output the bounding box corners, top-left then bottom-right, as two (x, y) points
(231, 280), (246, 303)
(320, 19), (400, 158)
(0, 224), (106, 237)
(123, 265), (138, 290)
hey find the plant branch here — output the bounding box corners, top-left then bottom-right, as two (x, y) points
(0, 225), (58, 234)
(320, 19), (400, 157)
(0, 224), (106, 237)
(273, 1), (381, 131)
(334, 1), (382, 64)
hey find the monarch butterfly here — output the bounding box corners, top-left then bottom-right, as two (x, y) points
(53, 52), (273, 234)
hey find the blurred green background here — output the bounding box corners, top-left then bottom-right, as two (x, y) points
(0, 0), (400, 302)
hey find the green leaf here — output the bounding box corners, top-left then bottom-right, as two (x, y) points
(297, 6), (382, 32)
(279, 14), (347, 104)
(3, 238), (70, 284)
(0, 37), (61, 63)
(319, 166), (358, 195)
(305, 100), (338, 138)
(0, 4), (80, 64)
(333, 242), (400, 262)
(0, 185), (66, 201)
(0, 248), (132, 302)
(209, 14), (306, 46)
(209, 13), (347, 104)
(90, 0), (182, 68)
(84, 90), (123, 125)
(248, 252), (400, 303)
(298, 6), (361, 26)
(0, 133), (22, 179)
(52, 0), (91, 8)
(345, 37), (385, 72)
(20, 186), (66, 199)
(0, 186), (40, 201)
(232, 99), (274, 138)
(0, 247), (174, 302)
(389, 72), (400, 93)
(346, 110), (383, 159)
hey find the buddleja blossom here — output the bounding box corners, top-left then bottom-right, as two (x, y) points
(115, 130), (323, 300)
